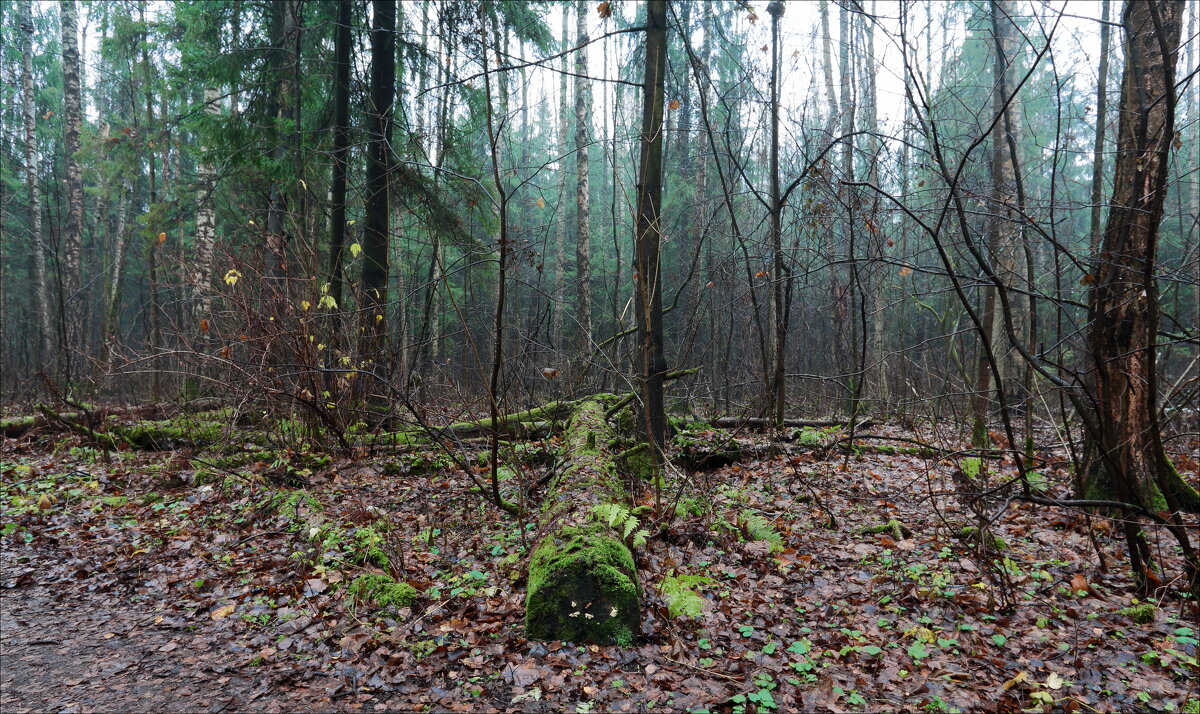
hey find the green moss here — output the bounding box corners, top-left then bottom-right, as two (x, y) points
(347, 573), (418, 610)
(382, 451), (453, 476)
(120, 415), (226, 448)
(1084, 454), (1200, 515)
(525, 524), (639, 645)
(1116, 602), (1156, 623)
(257, 490), (323, 524)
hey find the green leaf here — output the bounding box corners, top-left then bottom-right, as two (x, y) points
(991, 634), (1008, 647)
(907, 641), (930, 660)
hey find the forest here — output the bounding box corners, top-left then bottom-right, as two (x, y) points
(0, 0), (1197, 711)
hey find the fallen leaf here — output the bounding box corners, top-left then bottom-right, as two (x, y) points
(211, 604), (236, 621)
(1002, 671), (1028, 690)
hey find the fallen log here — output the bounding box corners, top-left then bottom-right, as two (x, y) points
(712, 416), (873, 430)
(525, 399), (639, 645)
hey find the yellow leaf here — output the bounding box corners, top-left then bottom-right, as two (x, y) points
(375, 314), (383, 323)
(1002, 671), (1028, 691)
(299, 178), (308, 191)
(1044, 672), (1065, 690)
(300, 300), (311, 311)
(210, 604), (236, 621)
(536, 197), (546, 209)
(899, 266), (913, 277)
(318, 295), (337, 309)
(669, 99), (681, 110)
(223, 269), (241, 287)
(349, 243), (362, 258)
(347, 219), (356, 226)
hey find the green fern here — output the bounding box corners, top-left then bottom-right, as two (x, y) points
(593, 503), (630, 529)
(661, 574), (714, 619)
(591, 503), (649, 549)
(740, 510), (784, 553)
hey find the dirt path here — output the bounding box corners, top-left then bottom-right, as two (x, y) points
(0, 564), (318, 713)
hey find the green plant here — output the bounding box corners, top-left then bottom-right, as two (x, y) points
(739, 510), (783, 552)
(1117, 602), (1156, 623)
(660, 573), (714, 619)
(346, 573), (418, 610)
(591, 503), (649, 549)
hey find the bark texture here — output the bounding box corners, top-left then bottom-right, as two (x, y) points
(192, 88), (220, 325)
(634, 0), (668, 451)
(60, 0), (84, 357)
(1085, 0), (1198, 521)
(573, 0), (592, 356)
(21, 0), (52, 368)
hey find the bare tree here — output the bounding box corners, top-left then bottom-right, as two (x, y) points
(1084, 0), (1198, 591)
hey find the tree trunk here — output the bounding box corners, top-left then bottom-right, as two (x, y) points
(573, 0), (592, 360)
(972, 0), (1022, 446)
(634, 0), (668, 457)
(60, 0), (84, 373)
(100, 185), (131, 365)
(192, 87), (220, 327)
(362, 0), (395, 358)
(265, 0), (297, 283)
(327, 0), (351, 345)
(551, 7), (570, 355)
(767, 1), (786, 426)
(1088, 0), (1112, 255)
(1085, 0), (1198, 588)
(21, 0), (52, 371)
(525, 399), (639, 645)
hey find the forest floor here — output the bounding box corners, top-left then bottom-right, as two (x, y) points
(1, 416), (1197, 713)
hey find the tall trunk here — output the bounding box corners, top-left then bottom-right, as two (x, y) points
(1088, 0), (1112, 254)
(265, 1), (297, 283)
(328, 0), (351, 330)
(100, 185), (131, 363)
(819, 0), (838, 130)
(972, 0), (1022, 446)
(230, 0), (241, 118)
(140, 1), (161, 400)
(482, 12), (511, 511)
(192, 87), (220, 326)
(552, 7), (570, 355)
(361, 0), (395, 358)
(1086, 0), (1198, 588)
(573, 0), (592, 360)
(60, 0), (84, 371)
(835, 1), (855, 407)
(767, 1), (786, 426)
(21, 1), (52, 370)
(864, 1), (887, 408)
(635, 0), (668, 460)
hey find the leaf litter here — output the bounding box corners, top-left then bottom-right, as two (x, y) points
(1, 425), (1196, 712)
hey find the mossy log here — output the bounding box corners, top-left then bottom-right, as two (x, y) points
(713, 416), (872, 430)
(525, 399), (639, 645)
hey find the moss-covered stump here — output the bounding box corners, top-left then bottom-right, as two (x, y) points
(524, 399), (640, 645)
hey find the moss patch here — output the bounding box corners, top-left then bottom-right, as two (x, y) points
(525, 524), (639, 645)
(346, 573), (418, 610)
